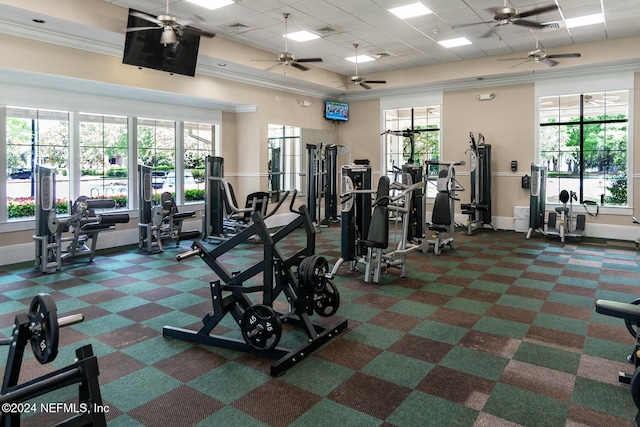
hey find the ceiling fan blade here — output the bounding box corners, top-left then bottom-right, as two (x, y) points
(177, 15), (204, 27)
(291, 62), (309, 71)
(360, 82), (372, 90)
(512, 19), (544, 28)
(547, 53), (581, 59)
(126, 26), (161, 32)
(517, 4), (558, 19)
(183, 27), (216, 38)
(295, 57), (323, 63)
(541, 58), (558, 67)
(363, 80), (386, 84)
(508, 59), (532, 69)
(130, 11), (162, 25)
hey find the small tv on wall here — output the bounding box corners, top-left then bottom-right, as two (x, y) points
(325, 100), (349, 122)
(122, 9), (201, 77)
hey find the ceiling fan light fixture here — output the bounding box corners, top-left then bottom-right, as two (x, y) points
(185, 0), (234, 11)
(160, 26), (178, 45)
(389, 3), (433, 20)
(285, 31), (320, 42)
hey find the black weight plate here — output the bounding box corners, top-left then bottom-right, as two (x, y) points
(28, 293), (59, 364)
(241, 304), (282, 351)
(314, 280), (340, 317)
(626, 298), (640, 338)
(632, 367), (640, 410)
(311, 256), (329, 292)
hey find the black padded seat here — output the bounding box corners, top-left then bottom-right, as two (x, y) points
(595, 299), (640, 323)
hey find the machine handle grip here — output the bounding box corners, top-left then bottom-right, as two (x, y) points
(176, 248), (202, 261)
(289, 189), (299, 214)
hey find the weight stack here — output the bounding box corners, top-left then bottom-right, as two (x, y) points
(402, 163), (424, 240)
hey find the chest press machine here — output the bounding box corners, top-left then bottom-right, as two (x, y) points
(33, 165), (130, 273)
(163, 198), (347, 377)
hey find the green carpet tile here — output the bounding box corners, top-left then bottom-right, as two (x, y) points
(1, 226), (640, 426)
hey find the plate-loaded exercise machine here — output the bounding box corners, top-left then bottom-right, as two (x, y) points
(1, 294), (106, 427)
(461, 132), (495, 234)
(137, 165), (199, 253)
(594, 299), (640, 426)
(163, 199), (347, 377)
(422, 160), (464, 255)
(33, 165), (129, 273)
(526, 163), (547, 239)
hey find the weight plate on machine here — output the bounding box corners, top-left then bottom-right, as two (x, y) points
(313, 280), (340, 317)
(310, 256), (329, 293)
(47, 211), (59, 234)
(28, 293), (60, 364)
(241, 304), (282, 351)
(626, 298), (640, 339)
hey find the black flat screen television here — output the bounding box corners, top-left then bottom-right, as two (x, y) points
(325, 101), (349, 122)
(122, 9), (201, 77)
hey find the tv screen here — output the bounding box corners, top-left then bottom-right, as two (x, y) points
(123, 9), (201, 77)
(325, 101), (349, 122)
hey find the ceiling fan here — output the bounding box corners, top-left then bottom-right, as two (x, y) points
(126, 0), (215, 45)
(456, 1), (558, 37)
(503, 34), (581, 68)
(252, 13), (323, 71)
(346, 44), (386, 90)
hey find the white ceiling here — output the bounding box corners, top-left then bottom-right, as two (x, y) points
(0, 0), (639, 98)
(96, 0), (640, 76)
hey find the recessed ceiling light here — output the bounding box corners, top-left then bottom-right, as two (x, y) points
(438, 37), (472, 48)
(565, 13), (604, 29)
(389, 3), (433, 20)
(185, 0), (234, 11)
(285, 31), (320, 42)
(346, 55), (375, 63)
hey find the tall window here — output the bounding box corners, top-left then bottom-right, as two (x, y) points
(6, 107), (70, 219)
(268, 124), (301, 198)
(383, 106), (441, 195)
(183, 121), (214, 203)
(539, 91), (629, 206)
(138, 118), (176, 197)
(79, 113), (128, 208)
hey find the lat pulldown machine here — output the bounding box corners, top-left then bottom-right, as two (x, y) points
(461, 132), (495, 234)
(137, 164), (200, 253)
(33, 165), (129, 273)
(164, 199), (347, 377)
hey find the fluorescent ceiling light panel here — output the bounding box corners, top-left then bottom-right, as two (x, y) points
(389, 3), (433, 20)
(285, 31), (320, 42)
(438, 37), (471, 48)
(185, 0), (234, 10)
(565, 13), (604, 28)
(346, 55), (375, 63)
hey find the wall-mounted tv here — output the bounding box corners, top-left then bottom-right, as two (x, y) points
(122, 9), (201, 77)
(325, 101), (349, 122)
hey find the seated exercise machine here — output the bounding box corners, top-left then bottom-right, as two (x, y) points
(1, 293), (106, 427)
(422, 160), (464, 255)
(201, 156), (286, 244)
(138, 165), (199, 253)
(163, 198), (348, 377)
(595, 299), (640, 425)
(33, 165), (129, 273)
(461, 132), (495, 234)
(356, 175), (422, 283)
(546, 189), (585, 243)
